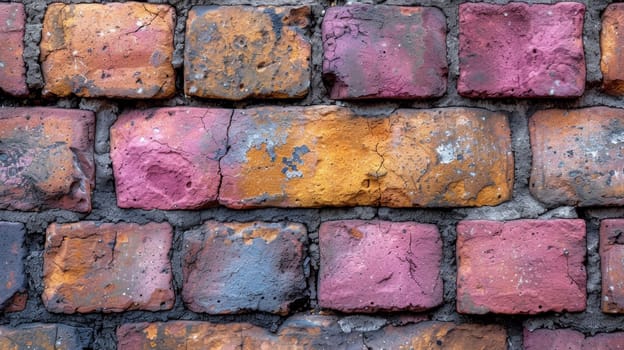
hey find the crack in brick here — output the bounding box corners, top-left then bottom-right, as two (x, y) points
(216, 110), (234, 202)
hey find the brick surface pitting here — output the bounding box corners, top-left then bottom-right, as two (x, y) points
(185, 6), (311, 100)
(601, 4), (624, 95)
(110, 108), (230, 210)
(600, 219), (624, 313)
(0, 324), (92, 350)
(43, 222), (174, 313)
(40, 3), (175, 98)
(457, 219), (586, 314)
(220, 106), (513, 208)
(458, 2), (585, 98)
(530, 107), (624, 207)
(319, 220), (442, 312)
(322, 5), (447, 99)
(0, 107), (95, 212)
(0, 222), (26, 312)
(182, 221), (308, 315)
(0, 3), (27, 96)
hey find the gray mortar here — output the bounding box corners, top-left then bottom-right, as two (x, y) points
(2, 0), (624, 349)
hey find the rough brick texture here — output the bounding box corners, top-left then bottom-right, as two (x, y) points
(43, 222), (174, 313)
(530, 107), (624, 207)
(182, 221), (307, 315)
(110, 108), (230, 210)
(0, 107), (95, 212)
(600, 219), (624, 313)
(40, 3), (175, 99)
(458, 2), (585, 98)
(319, 220), (442, 312)
(525, 328), (624, 350)
(185, 6), (310, 100)
(322, 5), (447, 99)
(220, 106), (513, 208)
(0, 324), (92, 350)
(0, 222), (26, 312)
(0, 3), (27, 96)
(457, 219), (586, 314)
(601, 4), (624, 95)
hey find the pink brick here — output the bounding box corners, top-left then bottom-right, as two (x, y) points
(0, 3), (27, 96)
(322, 5), (447, 99)
(457, 219), (586, 314)
(524, 328), (584, 350)
(458, 2), (585, 98)
(110, 108), (230, 210)
(583, 333), (624, 349)
(600, 219), (624, 313)
(319, 220), (442, 312)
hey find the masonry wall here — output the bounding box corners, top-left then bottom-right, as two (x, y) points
(2, 0), (624, 349)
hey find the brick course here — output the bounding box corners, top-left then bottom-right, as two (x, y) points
(0, 3), (27, 96)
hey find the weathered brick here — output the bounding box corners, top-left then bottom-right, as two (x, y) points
(456, 219), (586, 314)
(0, 107), (95, 212)
(530, 108), (624, 207)
(0, 324), (92, 350)
(182, 221), (307, 315)
(583, 332), (624, 349)
(110, 108), (230, 210)
(219, 106), (513, 208)
(524, 328), (584, 350)
(601, 4), (624, 95)
(43, 222), (174, 313)
(322, 5), (447, 99)
(319, 220), (442, 312)
(458, 2), (585, 98)
(0, 222), (26, 312)
(0, 3), (27, 96)
(40, 3), (175, 98)
(184, 6), (310, 100)
(600, 219), (624, 313)
(365, 322), (507, 350)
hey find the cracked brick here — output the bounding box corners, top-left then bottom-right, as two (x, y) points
(0, 107), (95, 212)
(0, 323), (92, 350)
(0, 3), (27, 96)
(40, 3), (175, 99)
(0, 222), (26, 312)
(43, 221), (174, 314)
(318, 220), (442, 312)
(219, 106), (512, 208)
(322, 5), (447, 99)
(184, 6), (311, 100)
(110, 107), (230, 210)
(457, 219), (586, 314)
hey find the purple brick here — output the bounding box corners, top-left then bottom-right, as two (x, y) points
(110, 108), (230, 210)
(0, 3), (27, 96)
(182, 221), (308, 315)
(0, 222), (26, 312)
(457, 219), (586, 314)
(458, 2), (585, 98)
(524, 328), (584, 350)
(583, 333), (624, 349)
(322, 5), (447, 99)
(319, 220), (442, 312)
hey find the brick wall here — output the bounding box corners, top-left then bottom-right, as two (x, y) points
(2, 0), (624, 349)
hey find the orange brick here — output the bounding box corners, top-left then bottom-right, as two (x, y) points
(220, 106), (513, 208)
(601, 4), (624, 95)
(40, 3), (175, 98)
(185, 6), (311, 100)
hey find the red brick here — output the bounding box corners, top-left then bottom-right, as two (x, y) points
(524, 328), (584, 350)
(219, 106), (513, 208)
(583, 332), (624, 349)
(458, 2), (585, 98)
(0, 107), (95, 212)
(530, 108), (624, 207)
(600, 219), (624, 313)
(110, 108), (230, 210)
(601, 4), (624, 95)
(40, 3), (175, 98)
(43, 222), (174, 313)
(0, 3), (27, 96)
(0, 222), (26, 312)
(318, 220), (442, 312)
(322, 5), (447, 99)
(182, 221), (307, 315)
(365, 322), (507, 349)
(185, 6), (310, 100)
(456, 219), (586, 314)
(0, 324), (92, 349)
